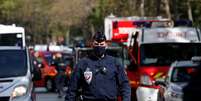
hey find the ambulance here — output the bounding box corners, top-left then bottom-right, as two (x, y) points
(104, 15), (201, 101)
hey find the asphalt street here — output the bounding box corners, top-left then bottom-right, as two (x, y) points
(35, 88), (65, 101)
(36, 93), (65, 101)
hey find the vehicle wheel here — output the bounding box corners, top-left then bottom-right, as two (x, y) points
(45, 78), (54, 92)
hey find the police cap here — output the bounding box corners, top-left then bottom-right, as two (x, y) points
(93, 32), (106, 43)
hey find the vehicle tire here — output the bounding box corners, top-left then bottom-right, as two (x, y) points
(45, 78), (54, 92)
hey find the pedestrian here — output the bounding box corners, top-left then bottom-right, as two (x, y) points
(65, 32), (131, 101)
(52, 53), (66, 98)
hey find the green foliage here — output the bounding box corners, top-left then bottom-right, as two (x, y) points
(191, 1), (201, 26)
(0, 0), (21, 23)
(0, 0), (200, 44)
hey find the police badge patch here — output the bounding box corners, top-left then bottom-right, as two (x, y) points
(84, 68), (92, 84)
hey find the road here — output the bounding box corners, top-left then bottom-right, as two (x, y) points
(35, 88), (65, 101)
(36, 93), (65, 101)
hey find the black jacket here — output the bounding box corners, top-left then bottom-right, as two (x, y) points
(65, 55), (131, 101)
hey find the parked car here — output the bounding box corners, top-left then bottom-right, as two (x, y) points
(33, 50), (73, 92)
(155, 57), (201, 101)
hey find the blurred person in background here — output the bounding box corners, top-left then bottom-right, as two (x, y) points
(52, 53), (66, 98)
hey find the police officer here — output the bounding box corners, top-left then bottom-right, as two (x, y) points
(65, 32), (131, 101)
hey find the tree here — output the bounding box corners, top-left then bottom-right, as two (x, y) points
(163, 0), (172, 19)
(187, 0), (193, 22)
(0, 0), (201, 45)
(140, 0), (145, 17)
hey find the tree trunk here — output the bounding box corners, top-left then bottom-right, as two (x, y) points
(163, 0), (171, 19)
(90, 24), (95, 37)
(187, 0), (193, 22)
(156, 0), (161, 16)
(65, 28), (70, 45)
(172, 0), (178, 20)
(140, 0), (145, 17)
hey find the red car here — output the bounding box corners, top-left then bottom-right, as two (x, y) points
(32, 51), (73, 92)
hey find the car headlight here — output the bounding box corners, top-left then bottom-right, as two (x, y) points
(167, 90), (181, 98)
(11, 85), (27, 99)
(140, 75), (153, 86)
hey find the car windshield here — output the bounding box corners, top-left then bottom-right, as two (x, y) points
(140, 43), (201, 66)
(171, 67), (198, 82)
(0, 33), (23, 47)
(0, 50), (27, 78)
(106, 48), (124, 65)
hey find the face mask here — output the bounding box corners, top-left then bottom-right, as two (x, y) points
(93, 46), (106, 57)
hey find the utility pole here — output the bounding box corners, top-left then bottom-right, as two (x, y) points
(156, 0), (161, 16)
(172, 0), (178, 20)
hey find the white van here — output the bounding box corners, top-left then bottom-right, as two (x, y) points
(0, 24), (40, 101)
(0, 47), (38, 101)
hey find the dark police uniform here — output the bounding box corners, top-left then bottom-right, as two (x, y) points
(65, 54), (131, 101)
